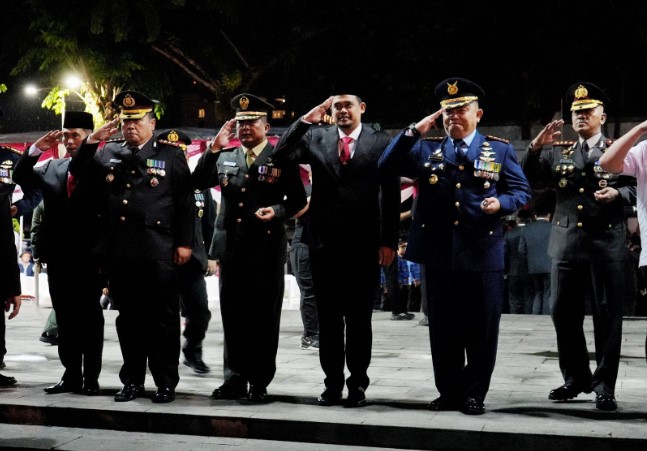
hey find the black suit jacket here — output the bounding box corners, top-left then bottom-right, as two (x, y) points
(273, 121), (400, 252)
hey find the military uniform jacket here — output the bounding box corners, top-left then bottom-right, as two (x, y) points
(272, 121), (400, 252)
(522, 137), (636, 262)
(378, 131), (531, 271)
(191, 142), (306, 264)
(0, 183), (20, 298)
(69, 138), (194, 260)
(13, 154), (100, 263)
(190, 188), (217, 271)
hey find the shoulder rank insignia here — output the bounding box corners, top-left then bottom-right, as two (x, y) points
(422, 136), (444, 141)
(553, 141), (575, 147)
(485, 135), (509, 144)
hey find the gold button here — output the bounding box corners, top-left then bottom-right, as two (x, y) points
(608, 224), (612, 228)
(126, 184), (131, 189)
(577, 222), (583, 228)
(236, 218), (242, 223)
(454, 220), (459, 226)
(131, 170), (136, 175)
(456, 183), (461, 189)
(245, 174), (249, 179)
(122, 199), (128, 205)
(421, 224), (426, 228)
(458, 165), (465, 170)
(156, 220), (161, 225)
(241, 188), (246, 192)
(267, 230), (271, 235)
(577, 205), (583, 210)
(579, 188), (585, 193)
(238, 202), (243, 207)
(489, 231), (493, 235)
(455, 202), (460, 208)
(120, 216), (126, 222)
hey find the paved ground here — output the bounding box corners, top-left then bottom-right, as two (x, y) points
(1, 300), (647, 450)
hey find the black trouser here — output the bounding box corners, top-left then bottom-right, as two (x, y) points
(551, 259), (625, 393)
(47, 256), (105, 385)
(310, 243), (379, 393)
(289, 241), (318, 338)
(178, 258), (212, 360)
(108, 258), (180, 389)
(426, 269), (503, 402)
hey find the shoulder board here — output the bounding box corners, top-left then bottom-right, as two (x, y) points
(485, 135), (509, 144)
(0, 145), (22, 154)
(157, 139), (186, 149)
(422, 136), (444, 142)
(219, 146), (237, 153)
(553, 140), (575, 147)
(105, 138), (125, 144)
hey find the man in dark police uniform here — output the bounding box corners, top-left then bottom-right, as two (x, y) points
(70, 91), (194, 404)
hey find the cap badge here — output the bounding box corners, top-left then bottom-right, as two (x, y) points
(574, 85), (589, 100)
(168, 131), (179, 142)
(123, 94), (136, 108)
(239, 96), (250, 111)
(447, 82), (459, 96)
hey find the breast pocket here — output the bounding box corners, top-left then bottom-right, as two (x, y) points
(217, 165), (240, 188)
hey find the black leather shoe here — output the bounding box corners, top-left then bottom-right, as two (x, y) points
(183, 358), (210, 374)
(211, 383), (248, 400)
(317, 388), (343, 406)
(114, 384), (145, 402)
(152, 387), (176, 403)
(82, 381), (100, 396)
(428, 396), (461, 411)
(44, 380), (81, 394)
(248, 385), (268, 403)
(548, 384), (592, 401)
(345, 387), (367, 408)
(595, 391), (618, 411)
(0, 374), (17, 386)
(461, 397), (485, 415)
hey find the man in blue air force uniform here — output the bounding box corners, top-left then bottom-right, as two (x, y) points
(378, 78), (531, 415)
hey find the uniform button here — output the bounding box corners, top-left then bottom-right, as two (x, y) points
(454, 201), (460, 208)
(556, 221), (560, 226)
(126, 184), (131, 189)
(421, 224), (426, 228)
(582, 172), (586, 176)
(236, 218), (242, 223)
(245, 174), (249, 179)
(238, 202), (243, 207)
(267, 230), (271, 235)
(456, 183), (461, 189)
(453, 220), (459, 226)
(577, 222), (583, 228)
(156, 220), (161, 225)
(131, 170), (136, 175)
(458, 165), (465, 171)
(579, 188), (585, 193)
(608, 224), (612, 228)
(241, 188), (246, 192)
(122, 199), (128, 205)
(577, 204), (583, 210)
(489, 231), (493, 235)
(120, 216), (126, 222)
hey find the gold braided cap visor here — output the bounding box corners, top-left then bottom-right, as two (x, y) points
(236, 111), (268, 121)
(570, 99), (604, 111)
(440, 95), (479, 109)
(119, 108), (153, 119)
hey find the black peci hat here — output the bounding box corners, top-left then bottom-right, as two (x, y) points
(434, 77), (485, 109)
(566, 82), (609, 112)
(230, 93), (273, 121)
(63, 111), (94, 130)
(114, 90), (158, 119)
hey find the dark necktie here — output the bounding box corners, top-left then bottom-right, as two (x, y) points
(582, 141), (589, 157)
(453, 139), (465, 161)
(340, 136), (352, 164)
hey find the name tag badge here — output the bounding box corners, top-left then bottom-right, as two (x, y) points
(223, 161), (237, 167)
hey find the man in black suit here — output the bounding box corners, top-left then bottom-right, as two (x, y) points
(522, 82), (636, 411)
(71, 92), (195, 403)
(13, 111), (106, 396)
(192, 93), (306, 402)
(273, 85), (400, 407)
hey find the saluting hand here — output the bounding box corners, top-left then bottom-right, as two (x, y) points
(34, 130), (63, 152)
(87, 118), (120, 143)
(414, 108), (444, 136)
(209, 118), (237, 152)
(303, 96), (334, 124)
(529, 119), (564, 152)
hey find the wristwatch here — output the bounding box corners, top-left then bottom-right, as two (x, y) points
(404, 122), (420, 137)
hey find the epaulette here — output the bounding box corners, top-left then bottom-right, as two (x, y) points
(105, 138), (125, 144)
(0, 145), (22, 154)
(553, 140), (575, 147)
(422, 136), (444, 141)
(219, 146), (236, 153)
(486, 135), (509, 144)
(157, 139), (186, 149)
